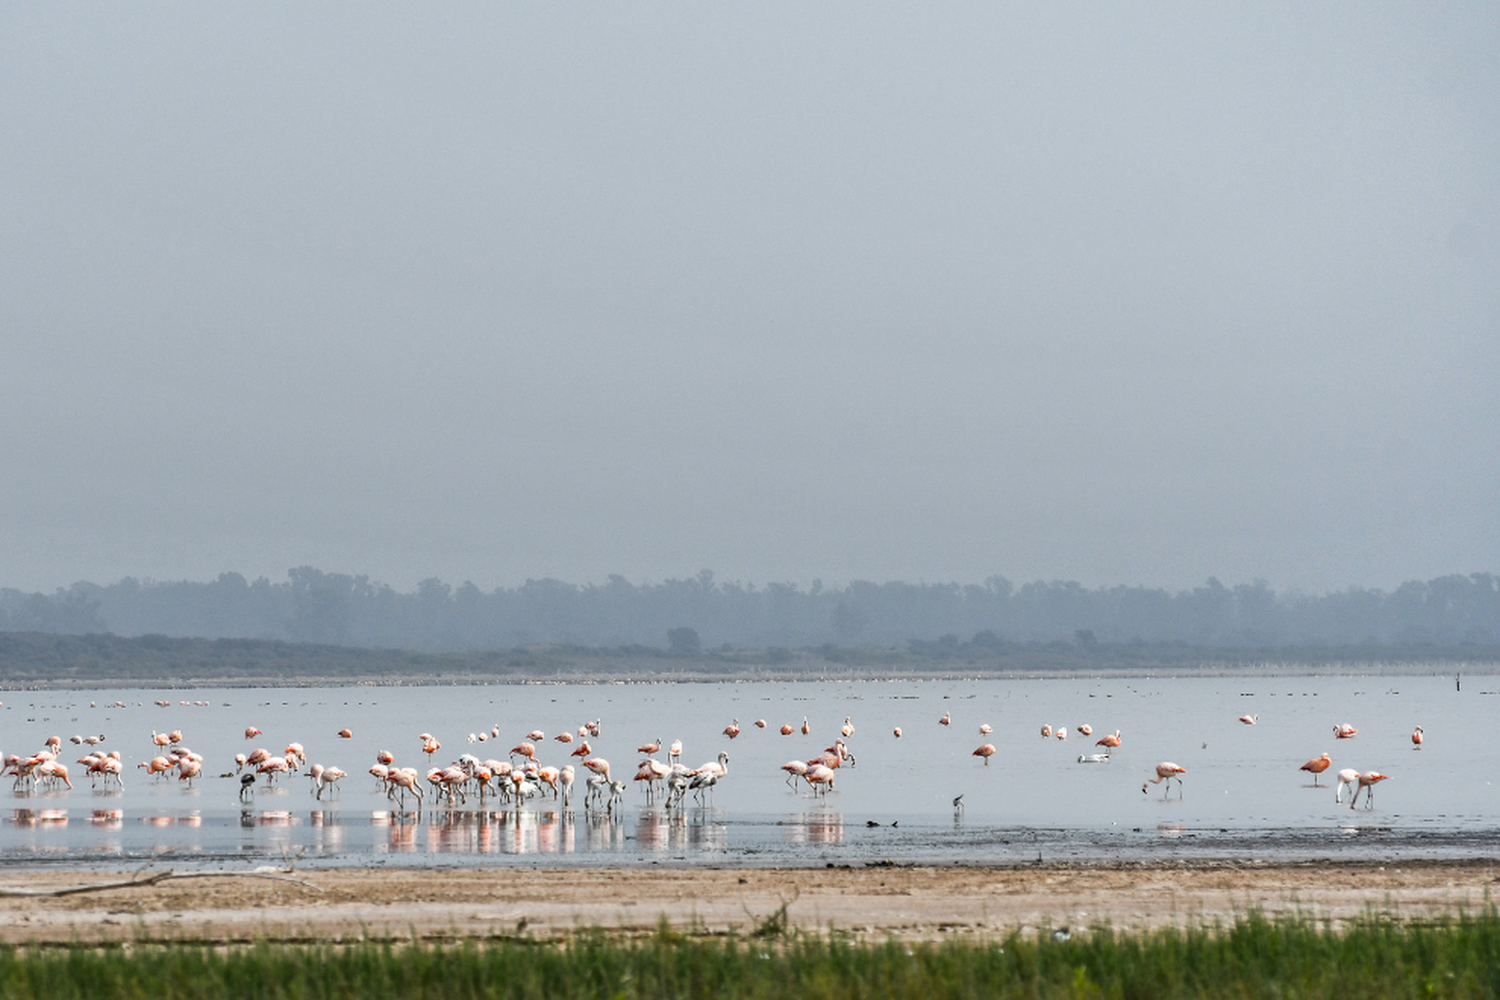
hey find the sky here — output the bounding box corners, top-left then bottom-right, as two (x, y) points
(1, 5), (1496, 597)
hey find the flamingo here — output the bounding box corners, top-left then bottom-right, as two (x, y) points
(841, 717), (855, 738)
(1299, 753), (1332, 785)
(1334, 724), (1358, 740)
(555, 732), (574, 743)
(1412, 726), (1423, 749)
(1077, 724), (1092, 736)
(1142, 762), (1185, 797)
(244, 727), (261, 740)
(1334, 768), (1361, 804)
(780, 759), (809, 788)
(570, 740), (591, 758)
(723, 719), (741, 739)
(1349, 771), (1389, 809)
(510, 741), (536, 762)
(1040, 725), (1052, 738)
(337, 728), (353, 739)
(893, 727), (902, 738)
(1054, 727), (1067, 741)
(753, 719), (768, 729)
(805, 764), (836, 795)
(559, 764), (575, 808)
(1096, 731), (1122, 749)
(688, 751), (729, 803)
(939, 712), (951, 727)
(801, 717), (810, 735)
(1239, 714), (1258, 725)
(668, 739), (683, 763)
(978, 724), (993, 735)
(637, 738), (662, 755)
(316, 767), (345, 799)
(973, 743), (997, 765)
(526, 729), (546, 742)
(780, 723), (794, 736)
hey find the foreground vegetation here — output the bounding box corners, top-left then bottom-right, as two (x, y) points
(5, 911), (1500, 999)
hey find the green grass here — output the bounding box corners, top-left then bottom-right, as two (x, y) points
(3, 910), (1500, 999)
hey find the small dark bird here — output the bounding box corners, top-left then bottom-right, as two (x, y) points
(239, 773), (256, 800)
(866, 820), (880, 827)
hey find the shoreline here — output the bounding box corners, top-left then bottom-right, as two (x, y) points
(1, 858), (1495, 945)
(3, 662), (1493, 690)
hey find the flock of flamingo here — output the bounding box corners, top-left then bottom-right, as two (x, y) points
(1, 705), (1414, 813)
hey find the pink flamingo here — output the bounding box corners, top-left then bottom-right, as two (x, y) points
(1142, 762), (1185, 797)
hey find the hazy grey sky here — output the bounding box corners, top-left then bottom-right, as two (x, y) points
(2, 5), (1496, 596)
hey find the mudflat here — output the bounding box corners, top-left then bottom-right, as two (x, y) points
(1, 860), (1495, 944)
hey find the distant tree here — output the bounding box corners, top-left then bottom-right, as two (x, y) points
(667, 627), (701, 657)
(832, 603), (866, 641)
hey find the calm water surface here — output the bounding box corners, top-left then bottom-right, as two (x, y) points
(2, 673), (1493, 868)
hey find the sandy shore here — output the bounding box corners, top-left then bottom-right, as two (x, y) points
(1, 859), (1496, 944)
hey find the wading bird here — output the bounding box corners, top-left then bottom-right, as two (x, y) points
(1299, 753), (1331, 785)
(1142, 762), (1185, 797)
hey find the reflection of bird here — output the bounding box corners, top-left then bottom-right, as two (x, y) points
(1239, 714), (1258, 725)
(1299, 753), (1332, 785)
(972, 744), (997, 765)
(1349, 771), (1389, 809)
(1412, 726), (1424, 749)
(1142, 762), (1185, 797)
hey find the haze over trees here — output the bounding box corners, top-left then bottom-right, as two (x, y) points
(1, 568), (1496, 655)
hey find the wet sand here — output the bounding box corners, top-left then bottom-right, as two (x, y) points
(2, 859), (1496, 944)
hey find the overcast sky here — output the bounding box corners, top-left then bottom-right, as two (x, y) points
(1, 5), (1495, 596)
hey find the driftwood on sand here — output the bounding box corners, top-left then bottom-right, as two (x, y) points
(0, 855), (323, 898)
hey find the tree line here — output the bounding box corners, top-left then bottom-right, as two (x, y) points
(1, 568), (1496, 655)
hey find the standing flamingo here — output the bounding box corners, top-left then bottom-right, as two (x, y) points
(1411, 726), (1423, 749)
(723, 719), (741, 740)
(972, 744), (996, 765)
(1096, 731), (1122, 749)
(800, 717), (810, 735)
(840, 717), (855, 738)
(1334, 768), (1361, 804)
(1334, 724), (1358, 740)
(1299, 753), (1331, 785)
(1239, 714), (1258, 725)
(978, 724), (993, 735)
(1142, 762), (1185, 797)
(939, 712), (951, 726)
(1349, 771), (1389, 809)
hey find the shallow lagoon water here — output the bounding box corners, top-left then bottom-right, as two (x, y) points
(2, 673), (1494, 867)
